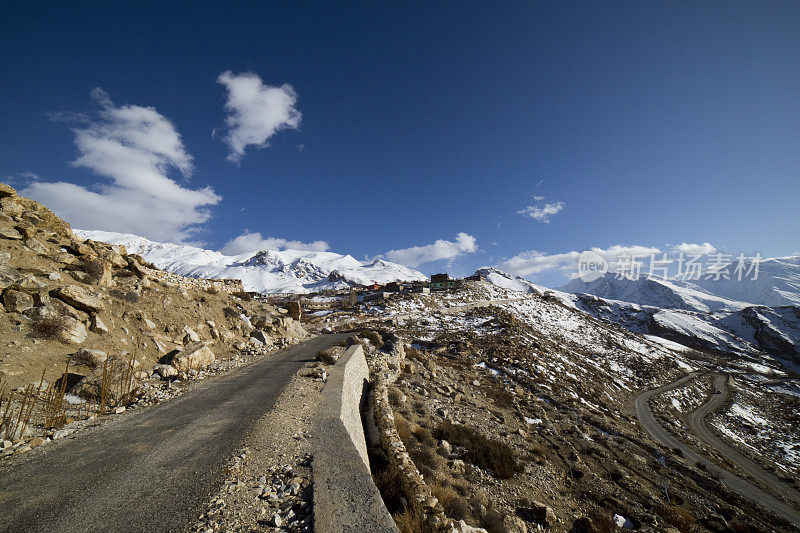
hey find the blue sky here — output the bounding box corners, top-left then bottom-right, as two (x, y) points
(2, 1), (798, 287)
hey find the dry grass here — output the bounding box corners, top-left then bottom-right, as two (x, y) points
(654, 504), (696, 530)
(434, 420), (521, 479)
(394, 504), (426, 533)
(431, 484), (470, 521)
(395, 413), (412, 442)
(374, 466), (405, 512)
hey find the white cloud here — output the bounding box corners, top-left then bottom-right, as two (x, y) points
(671, 242), (717, 255)
(217, 71), (301, 163)
(517, 196), (565, 223)
(22, 89), (220, 243)
(497, 244), (661, 277)
(381, 233), (478, 268)
(221, 231), (330, 255)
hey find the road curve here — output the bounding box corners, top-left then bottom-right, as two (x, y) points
(0, 333), (347, 533)
(634, 374), (800, 527)
(687, 374), (800, 506)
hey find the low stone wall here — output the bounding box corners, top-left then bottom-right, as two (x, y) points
(312, 345), (398, 533)
(371, 341), (458, 532)
(145, 268), (244, 294)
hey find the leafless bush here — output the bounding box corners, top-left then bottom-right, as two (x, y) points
(232, 290), (252, 301)
(82, 257), (105, 282)
(30, 313), (69, 340)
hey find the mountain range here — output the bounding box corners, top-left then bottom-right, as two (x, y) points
(77, 230), (800, 370)
(556, 263), (800, 370)
(75, 230), (427, 294)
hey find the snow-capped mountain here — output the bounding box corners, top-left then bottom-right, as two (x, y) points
(559, 273), (750, 313)
(76, 230), (427, 294)
(560, 257), (800, 310)
(474, 267), (549, 295)
(691, 256), (800, 307)
(481, 264), (800, 369)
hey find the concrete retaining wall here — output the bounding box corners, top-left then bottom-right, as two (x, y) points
(312, 345), (398, 533)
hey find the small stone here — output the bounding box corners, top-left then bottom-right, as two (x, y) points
(53, 428), (74, 440)
(90, 315), (109, 334)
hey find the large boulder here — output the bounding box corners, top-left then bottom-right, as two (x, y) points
(0, 197), (23, 217)
(170, 342), (215, 371)
(182, 325), (201, 343)
(24, 238), (49, 255)
(90, 314), (109, 334)
(28, 306), (87, 344)
(0, 183), (16, 198)
(126, 256), (148, 279)
(11, 195), (72, 237)
(73, 356), (141, 403)
(285, 301), (302, 320)
(52, 285), (104, 313)
(0, 225), (23, 240)
(82, 258), (113, 286)
(0, 264), (23, 290)
(3, 289), (34, 313)
(152, 364), (178, 379)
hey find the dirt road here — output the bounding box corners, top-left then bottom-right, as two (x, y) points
(634, 373), (800, 527)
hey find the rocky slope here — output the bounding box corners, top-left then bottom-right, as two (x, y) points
(0, 183), (306, 448)
(548, 270), (800, 369)
(76, 230), (428, 294)
(357, 283), (799, 532)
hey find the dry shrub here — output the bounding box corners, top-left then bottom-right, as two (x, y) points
(82, 257), (105, 282)
(431, 484), (470, 521)
(481, 507), (506, 533)
(31, 313), (69, 340)
(410, 447), (439, 471)
(412, 425), (436, 447)
(570, 512), (617, 533)
(374, 467), (405, 512)
(388, 387), (403, 407)
(206, 285), (219, 295)
(359, 329), (385, 349)
(395, 413), (412, 443)
(394, 504), (425, 533)
(484, 385), (515, 408)
(232, 290), (252, 301)
(434, 421), (521, 479)
(655, 504), (696, 530)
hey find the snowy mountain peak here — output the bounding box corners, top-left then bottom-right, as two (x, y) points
(559, 272), (753, 313)
(475, 267), (549, 295)
(76, 230), (427, 294)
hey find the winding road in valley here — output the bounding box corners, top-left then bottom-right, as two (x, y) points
(634, 372), (800, 527)
(0, 334), (347, 533)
